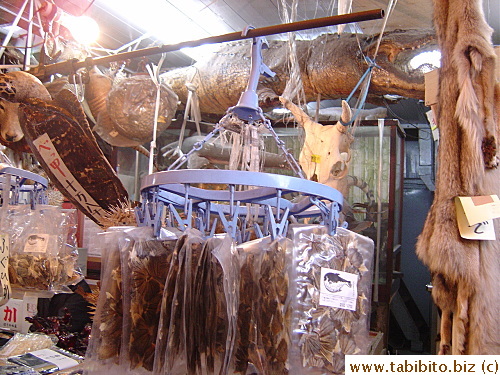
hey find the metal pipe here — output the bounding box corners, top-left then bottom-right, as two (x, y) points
(23, 0), (35, 70)
(32, 9), (384, 79)
(0, 0), (30, 60)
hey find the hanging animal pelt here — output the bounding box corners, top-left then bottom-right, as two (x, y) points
(415, 0), (499, 355)
(161, 29), (437, 118)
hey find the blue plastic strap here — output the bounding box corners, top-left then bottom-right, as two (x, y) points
(340, 56), (379, 127)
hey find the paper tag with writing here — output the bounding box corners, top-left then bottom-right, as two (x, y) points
(29, 348), (80, 370)
(1, 298), (22, 330)
(425, 109), (439, 141)
(455, 195), (500, 225)
(455, 198), (496, 240)
(0, 234), (11, 305)
(24, 233), (50, 253)
(319, 267), (358, 311)
(33, 133), (106, 218)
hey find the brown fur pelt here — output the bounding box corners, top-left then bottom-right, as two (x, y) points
(416, 0), (500, 355)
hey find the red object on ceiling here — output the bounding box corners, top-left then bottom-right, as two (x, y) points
(52, 0), (95, 16)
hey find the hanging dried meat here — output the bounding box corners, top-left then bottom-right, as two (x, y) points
(288, 225), (373, 374)
(85, 223), (373, 374)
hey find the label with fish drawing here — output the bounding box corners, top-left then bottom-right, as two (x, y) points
(319, 267), (358, 311)
(24, 234), (50, 253)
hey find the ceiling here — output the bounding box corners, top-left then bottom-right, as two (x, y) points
(0, 0), (498, 72)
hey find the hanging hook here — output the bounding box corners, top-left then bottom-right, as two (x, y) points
(72, 70), (85, 102)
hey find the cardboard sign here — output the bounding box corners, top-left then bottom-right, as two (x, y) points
(0, 295), (38, 333)
(455, 195), (500, 240)
(424, 68), (439, 106)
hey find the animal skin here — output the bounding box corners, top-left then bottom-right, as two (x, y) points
(162, 29), (437, 118)
(415, 0), (500, 355)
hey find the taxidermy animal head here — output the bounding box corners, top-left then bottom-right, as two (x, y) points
(0, 98), (22, 143)
(0, 71), (51, 151)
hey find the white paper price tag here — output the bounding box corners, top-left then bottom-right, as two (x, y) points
(319, 268), (358, 311)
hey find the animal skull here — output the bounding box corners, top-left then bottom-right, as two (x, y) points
(279, 97), (354, 195)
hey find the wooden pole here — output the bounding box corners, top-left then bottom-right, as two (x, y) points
(31, 9), (384, 79)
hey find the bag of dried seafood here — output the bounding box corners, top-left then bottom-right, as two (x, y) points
(0, 206), (31, 306)
(229, 235), (292, 375)
(154, 228), (206, 375)
(119, 226), (178, 373)
(153, 232), (233, 375)
(210, 234), (239, 375)
(84, 227), (132, 373)
(7, 205), (82, 295)
(288, 225), (374, 375)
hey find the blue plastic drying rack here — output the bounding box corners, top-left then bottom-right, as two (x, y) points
(138, 169), (343, 242)
(0, 163), (48, 208)
(137, 36), (344, 242)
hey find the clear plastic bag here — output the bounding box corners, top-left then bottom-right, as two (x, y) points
(154, 231), (231, 375)
(230, 236), (292, 375)
(0, 332), (56, 359)
(106, 75), (178, 143)
(155, 228), (205, 375)
(120, 226), (177, 373)
(84, 227), (132, 372)
(288, 225), (374, 375)
(7, 205), (82, 295)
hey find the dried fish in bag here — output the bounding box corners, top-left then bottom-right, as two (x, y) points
(0, 205), (31, 305)
(120, 226), (177, 373)
(8, 205), (82, 294)
(182, 235), (229, 375)
(85, 227), (133, 372)
(201, 236), (231, 375)
(210, 234), (239, 375)
(154, 228), (205, 375)
(154, 233), (185, 374)
(288, 225), (374, 375)
(231, 236), (292, 375)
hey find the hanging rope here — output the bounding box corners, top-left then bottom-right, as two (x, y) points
(280, 0), (306, 106)
(146, 53), (166, 174)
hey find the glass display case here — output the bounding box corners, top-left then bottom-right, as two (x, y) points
(346, 119), (405, 340)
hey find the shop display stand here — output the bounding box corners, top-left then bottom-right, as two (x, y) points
(0, 164), (48, 208)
